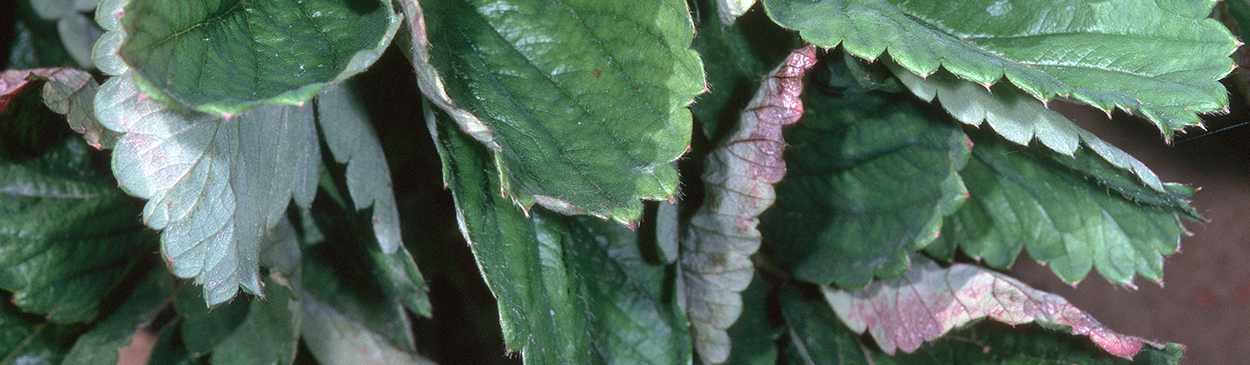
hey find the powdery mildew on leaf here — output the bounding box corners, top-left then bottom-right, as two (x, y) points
(682, 45), (816, 364)
(824, 258), (1165, 359)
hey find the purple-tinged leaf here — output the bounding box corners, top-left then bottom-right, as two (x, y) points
(824, 258), (1165, 359)
(681, 44), (816, 364)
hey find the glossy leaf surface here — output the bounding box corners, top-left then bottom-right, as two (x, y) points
(421, 0), (705, 223)
(760, 57), (970, 288)
(761, 0), (1237, 134)
(930, 135), (1192, 284)
(117, 0), (401, 115)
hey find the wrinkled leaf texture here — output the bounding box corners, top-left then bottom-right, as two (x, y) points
(760, 54), (969, 289)
(419, 0), (705, 224)
(929, 135), (1194, 285)
(117, 0), (402, 115)
(761, 0), (1237, 134)
(0, 136), (154, 323)
(431, 107), (689, 365)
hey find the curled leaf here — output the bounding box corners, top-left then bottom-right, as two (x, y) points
(681, 45), (816, 364)
(96, 71), (320, 305)
(824, 257), (1165, 359)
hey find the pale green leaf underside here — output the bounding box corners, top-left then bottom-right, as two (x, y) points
(824, 258), (1164, 359)
(888, 61), (1170, 193)
(316, 83), (402, 254)
(761, 0), (1237, 134)
(931, 137), (1187, 285)
(63, 270), (173, 365)
(96, 71), (320, 305)
(421, 0), (705, 223)
(117, 0), (401, 116)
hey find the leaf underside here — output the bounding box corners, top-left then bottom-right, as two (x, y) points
(779, 285), (1182, 365)
(117, 0), (401, 115)
(761, 0), (1236, 134)
(420, 0), (705, 223)
(683, 45), (816, 364)
(824, 257), (1166, 359)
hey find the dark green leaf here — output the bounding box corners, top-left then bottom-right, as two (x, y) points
(63, 269), (174, 365)
(116, 0), (401, 115)
(760, 0), (1237, 134)
(145, 320), (197, 365)
(419, 0), (705, 223)
(302, 239), (416, 352)
(760, 64), (970, 288)
(430, 107), (689, 365)
(175, 284), (249, 354)
(210, 276), (301, 365)
(777, 285), (868, 365)
(0, 136), (155, 323)
(0, 299), (80, 365)
(299, 292), (433, 365)
(690, 0), (801, 140)
(722, 273), (780, 365)
(932, 135), (1190, 285)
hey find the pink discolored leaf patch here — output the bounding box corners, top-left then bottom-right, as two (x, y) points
(681, 44), (815, 364)
(824, 257), (1166, 359)
(0, 68), (119, 149)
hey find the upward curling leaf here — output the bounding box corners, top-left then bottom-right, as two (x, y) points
(761, 0), (1237, 134)
(117, 0), (401, 116)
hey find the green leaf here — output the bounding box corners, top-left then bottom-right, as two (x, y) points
(172, 274), (301, 364)
(689, 0), (801, 140)
(0, 298), (80, 365)
(759, 58), (970, 289)
(299, 292), (434, 365)
(95, 71), (321, 305)
(430, 107), (689, 365)
(210, 275), (302, 365)
(315, 83), (402, 254)
(116, 0), (401, 115)
(419, 0), (705, 223)
(824, 257), (1166, 359)
(931, 135), (1190, 285)
(0, 136), (155, 323)
(63, 269), (174, 365)
(302, 235), (417, 353)
(760, 0), (1237, 134)
(777, 288), (1183, 365)
(682, 45), (816, 364)
(888, 61), (1172, 192)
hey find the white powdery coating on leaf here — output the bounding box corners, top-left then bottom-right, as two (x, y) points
(824, 258), (1163, 359)
(682, 45), (816, 364)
